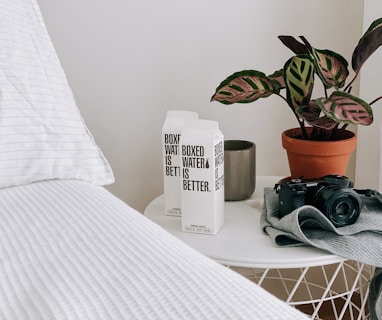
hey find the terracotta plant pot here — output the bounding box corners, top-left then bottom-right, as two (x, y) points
(282, 128), (357, 179)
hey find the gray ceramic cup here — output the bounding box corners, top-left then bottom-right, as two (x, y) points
(224, 140), (256, 201)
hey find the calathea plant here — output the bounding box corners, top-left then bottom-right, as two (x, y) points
(211, 17), (382, 141)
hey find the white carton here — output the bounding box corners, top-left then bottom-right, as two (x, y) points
(162, 110), (198, 216)
(180, 119), (224, 235)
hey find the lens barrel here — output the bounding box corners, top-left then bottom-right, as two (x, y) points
(314, 185), (362, 227)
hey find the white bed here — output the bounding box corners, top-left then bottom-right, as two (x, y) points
(0, 179), (309, 319)
(0, 0), (309, 319)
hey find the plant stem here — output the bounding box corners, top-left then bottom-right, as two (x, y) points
(370, 96), (382, 105)
(344, 70), (360, 93)
(276, 93), (308, 138)
(341, 124), (348, 130)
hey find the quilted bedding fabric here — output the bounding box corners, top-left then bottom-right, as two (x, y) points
(0, 180), (308, 320)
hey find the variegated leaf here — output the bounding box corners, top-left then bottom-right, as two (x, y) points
(278, 36), (310, 55)
(316, 91), (373, 125)
(284, 55), (314, 110)
(268, 69), (285, 89)
(304, 116), (338, 130)
(312, 49), (349, 89)
(296, 103), (338, 130)
(210, 70), (278, 104)
(352, 17), (382, 72)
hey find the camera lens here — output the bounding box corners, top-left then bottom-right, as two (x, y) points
(314, 186), (361, 227)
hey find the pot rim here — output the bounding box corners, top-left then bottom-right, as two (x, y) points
(282, 127), (356, 141)
(282, 128), (357, 156)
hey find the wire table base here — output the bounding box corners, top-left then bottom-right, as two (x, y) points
(230, 261), (374, 320)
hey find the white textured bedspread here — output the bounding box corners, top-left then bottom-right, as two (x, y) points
(0, 180), (308, 319)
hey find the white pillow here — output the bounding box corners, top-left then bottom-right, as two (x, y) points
(0, 0), (114, 188)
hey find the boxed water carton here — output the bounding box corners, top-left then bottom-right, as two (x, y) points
(162, 110), (198, 216)
(180, 119), (224, 235)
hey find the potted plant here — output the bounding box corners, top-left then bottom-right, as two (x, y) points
(211, 18), (382, 178)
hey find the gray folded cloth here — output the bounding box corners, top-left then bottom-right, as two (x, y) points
(261, 187), (382, 320)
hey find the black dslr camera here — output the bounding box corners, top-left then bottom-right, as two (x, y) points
(274, 175), (362, 227)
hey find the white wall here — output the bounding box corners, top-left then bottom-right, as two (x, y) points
(37, 0), (364, 212)
(357, 0), (382, 191)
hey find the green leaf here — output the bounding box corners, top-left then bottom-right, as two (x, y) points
(312, 49), (349, 89)
(284, 55), (314, 110)
(352, 17), (382, 72)
(316, 91), (373, 125)
(210, 70), (278, 104)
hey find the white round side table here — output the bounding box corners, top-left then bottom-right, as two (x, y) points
(144, 176), (373, 320)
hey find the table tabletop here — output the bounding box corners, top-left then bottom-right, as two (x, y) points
(144, 176), (345, 269)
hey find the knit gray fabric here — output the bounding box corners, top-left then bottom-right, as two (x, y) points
(261, 187), (382, 320)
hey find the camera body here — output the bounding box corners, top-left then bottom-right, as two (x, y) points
(275, 175), (362, 227)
